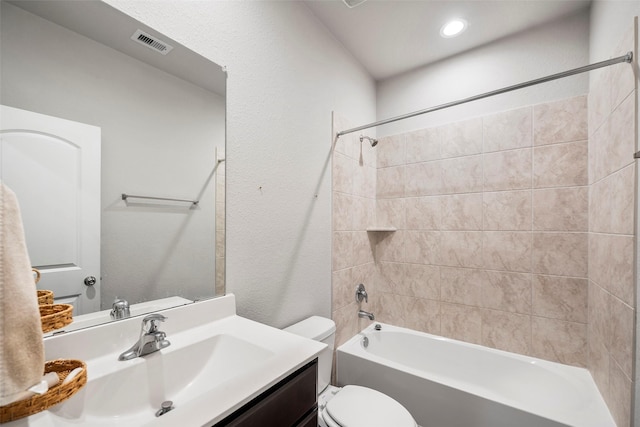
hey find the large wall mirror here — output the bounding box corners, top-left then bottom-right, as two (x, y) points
(0, 0), (226, 335)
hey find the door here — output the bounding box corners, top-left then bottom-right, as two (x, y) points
(0, 105), (101, 315)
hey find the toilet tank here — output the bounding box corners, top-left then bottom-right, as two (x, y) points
(284, 316), (336, 394)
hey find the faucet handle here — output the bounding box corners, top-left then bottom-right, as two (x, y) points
(142, 313), (167, 333)
(355, 284), (368, 303)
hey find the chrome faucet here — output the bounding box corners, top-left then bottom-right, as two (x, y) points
(358, 310), (375, 320)
(110, 297), (130, 320)
(355, 284), (368, 303)
(118, 314), (171, 361)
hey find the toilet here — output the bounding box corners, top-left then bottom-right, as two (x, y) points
(284, 316), (417, 427)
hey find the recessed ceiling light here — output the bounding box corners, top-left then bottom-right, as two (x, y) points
(440, 19), (467, 38)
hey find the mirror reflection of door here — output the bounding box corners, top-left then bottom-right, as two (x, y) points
(0, 105), (101, 315)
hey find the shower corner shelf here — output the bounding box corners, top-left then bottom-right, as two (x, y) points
(366, 227), (397, 232)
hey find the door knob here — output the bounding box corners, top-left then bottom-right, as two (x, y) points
(84, 276), (97, 286)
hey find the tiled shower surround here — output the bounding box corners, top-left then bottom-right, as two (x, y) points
(331, 27), (637, 426)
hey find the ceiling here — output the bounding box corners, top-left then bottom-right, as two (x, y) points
(305, 0), (592, 81)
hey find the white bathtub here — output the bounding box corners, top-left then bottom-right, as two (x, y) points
(336, 323), (614, 427)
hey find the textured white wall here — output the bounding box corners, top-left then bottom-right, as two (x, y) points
(376, 9), (590, 137)
(105, 1), (376, 327)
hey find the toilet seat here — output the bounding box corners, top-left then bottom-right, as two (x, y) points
(321, 385), (416, 427)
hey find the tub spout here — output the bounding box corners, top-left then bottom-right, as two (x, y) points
(358, 309), (375, 320)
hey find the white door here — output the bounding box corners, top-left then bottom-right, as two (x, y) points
(0, 105), (101, 315)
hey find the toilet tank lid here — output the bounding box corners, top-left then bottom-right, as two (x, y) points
(284, 316), (336, 341)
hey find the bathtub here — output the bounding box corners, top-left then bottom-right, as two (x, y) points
(336, 323), (614, 427)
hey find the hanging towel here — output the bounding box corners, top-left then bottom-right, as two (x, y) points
(0, 182), (45, 406)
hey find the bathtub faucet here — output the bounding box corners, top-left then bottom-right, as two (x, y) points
(358, 309), (375, 320)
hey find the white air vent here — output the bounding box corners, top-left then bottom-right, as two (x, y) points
(131, 29), (173, 55)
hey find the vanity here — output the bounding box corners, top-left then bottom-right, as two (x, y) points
(5, 294), (325, 426)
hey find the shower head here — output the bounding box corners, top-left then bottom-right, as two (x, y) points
(360, 135), (378, 147)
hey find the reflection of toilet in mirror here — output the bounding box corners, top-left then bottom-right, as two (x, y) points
(285, 317), (417, 427)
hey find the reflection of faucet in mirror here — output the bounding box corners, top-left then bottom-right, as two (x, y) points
(118, 314), (171, 361)
(110, 298), (130, 320)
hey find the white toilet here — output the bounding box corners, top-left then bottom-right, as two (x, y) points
(284, 316), (417, 427)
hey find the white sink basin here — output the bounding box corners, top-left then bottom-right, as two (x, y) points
(7, 294), (325, 427)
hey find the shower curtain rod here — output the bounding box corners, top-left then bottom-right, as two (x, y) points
(336, 51), (633, 138)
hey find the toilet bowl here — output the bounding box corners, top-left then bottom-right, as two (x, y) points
(284, 316), (416, 427)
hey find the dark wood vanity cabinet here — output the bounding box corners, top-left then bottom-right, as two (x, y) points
(214, 359), (318, 427)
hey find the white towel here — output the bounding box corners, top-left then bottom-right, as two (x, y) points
(0, 182), (45, 406)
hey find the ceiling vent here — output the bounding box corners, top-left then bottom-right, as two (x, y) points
(131, 29), (173, 55)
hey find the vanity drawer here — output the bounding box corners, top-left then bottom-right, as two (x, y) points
(216, 359), (317, 427)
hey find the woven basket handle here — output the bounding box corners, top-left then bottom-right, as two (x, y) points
(32, 268), (41, 284)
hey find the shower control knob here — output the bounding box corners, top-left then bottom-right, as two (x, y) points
(84, 276), (97, 287)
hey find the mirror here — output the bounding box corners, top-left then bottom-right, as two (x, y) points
(0, 0), (226, 334)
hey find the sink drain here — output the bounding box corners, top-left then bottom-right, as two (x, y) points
(155, 401), (174, 417)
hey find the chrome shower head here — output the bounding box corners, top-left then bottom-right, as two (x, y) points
(360, 135), (378, 147)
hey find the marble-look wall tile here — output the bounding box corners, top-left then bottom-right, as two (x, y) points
(352, 196), (375, 231)
(405, 196), (441, 230)
(377, 134), (405, 168)
(533, 141), (588, 188)
(353, 164), (376, 199)
(532, 275), (587, 323)
(440, 118), (483, 158)
(441, 193), (483, 230)
(405, 231), (440, 265)
(440, 267), (483, 306)
(588, 67), (611, 136)
(610, 27), (635, 111)
(333, 192), (353, 231)
(532, 232), (587, 277)
(609, 296), (634, 378)
(405, 298), (441, 335)
(332, 114), (359, 159)
(375, 293), (413, 328)
(406, 128), (441, 164)
(607, 94), (635, 177)
(481, 310), (531, 354)
(589, 177), (611, 233)
(483, 190), (532, 231)
(405, 161), (442, 196)
(333, 152), (355, 194)
(332, 268), (353, 311)
(482, 231), (532, 272)
(532, 187), (588, 231)
(405, 263), (440, 300)
(377, 165), (405, 198)
(481, 271), (532, 314)
(608, 362), (632, 427)
(593, 117), (612, 183)
(375, 230), (406, 263)
(333, 302), (359, 347)
(483, 149), (531, 191)
(589, 281), (612, 349)
(441, 303), (482, 345)
(588, 336), (610, 403)
(352, 231), (374, 266)
(377, 198), (406, 230)
(333, 231), (354, 271)
(352, 263), (376, 294)
(607, 235), (634, 307)
(441, 155), (483, 194)
(376, 261), (405, 294)
(533, 96), (587, 146)
(483, 107), (533, 153)
(440, 231), (483, 268)
(610, 165), (635, 236)
(531, 317), (587, 367)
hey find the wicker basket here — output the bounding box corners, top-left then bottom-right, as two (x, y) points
(39, 304), (73, 333)
(37, 290), (54, 305)
(0, 359), (87, 423)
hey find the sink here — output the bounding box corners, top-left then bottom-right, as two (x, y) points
(6, 294), (325, 427)
(49, 333), (274, 425)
